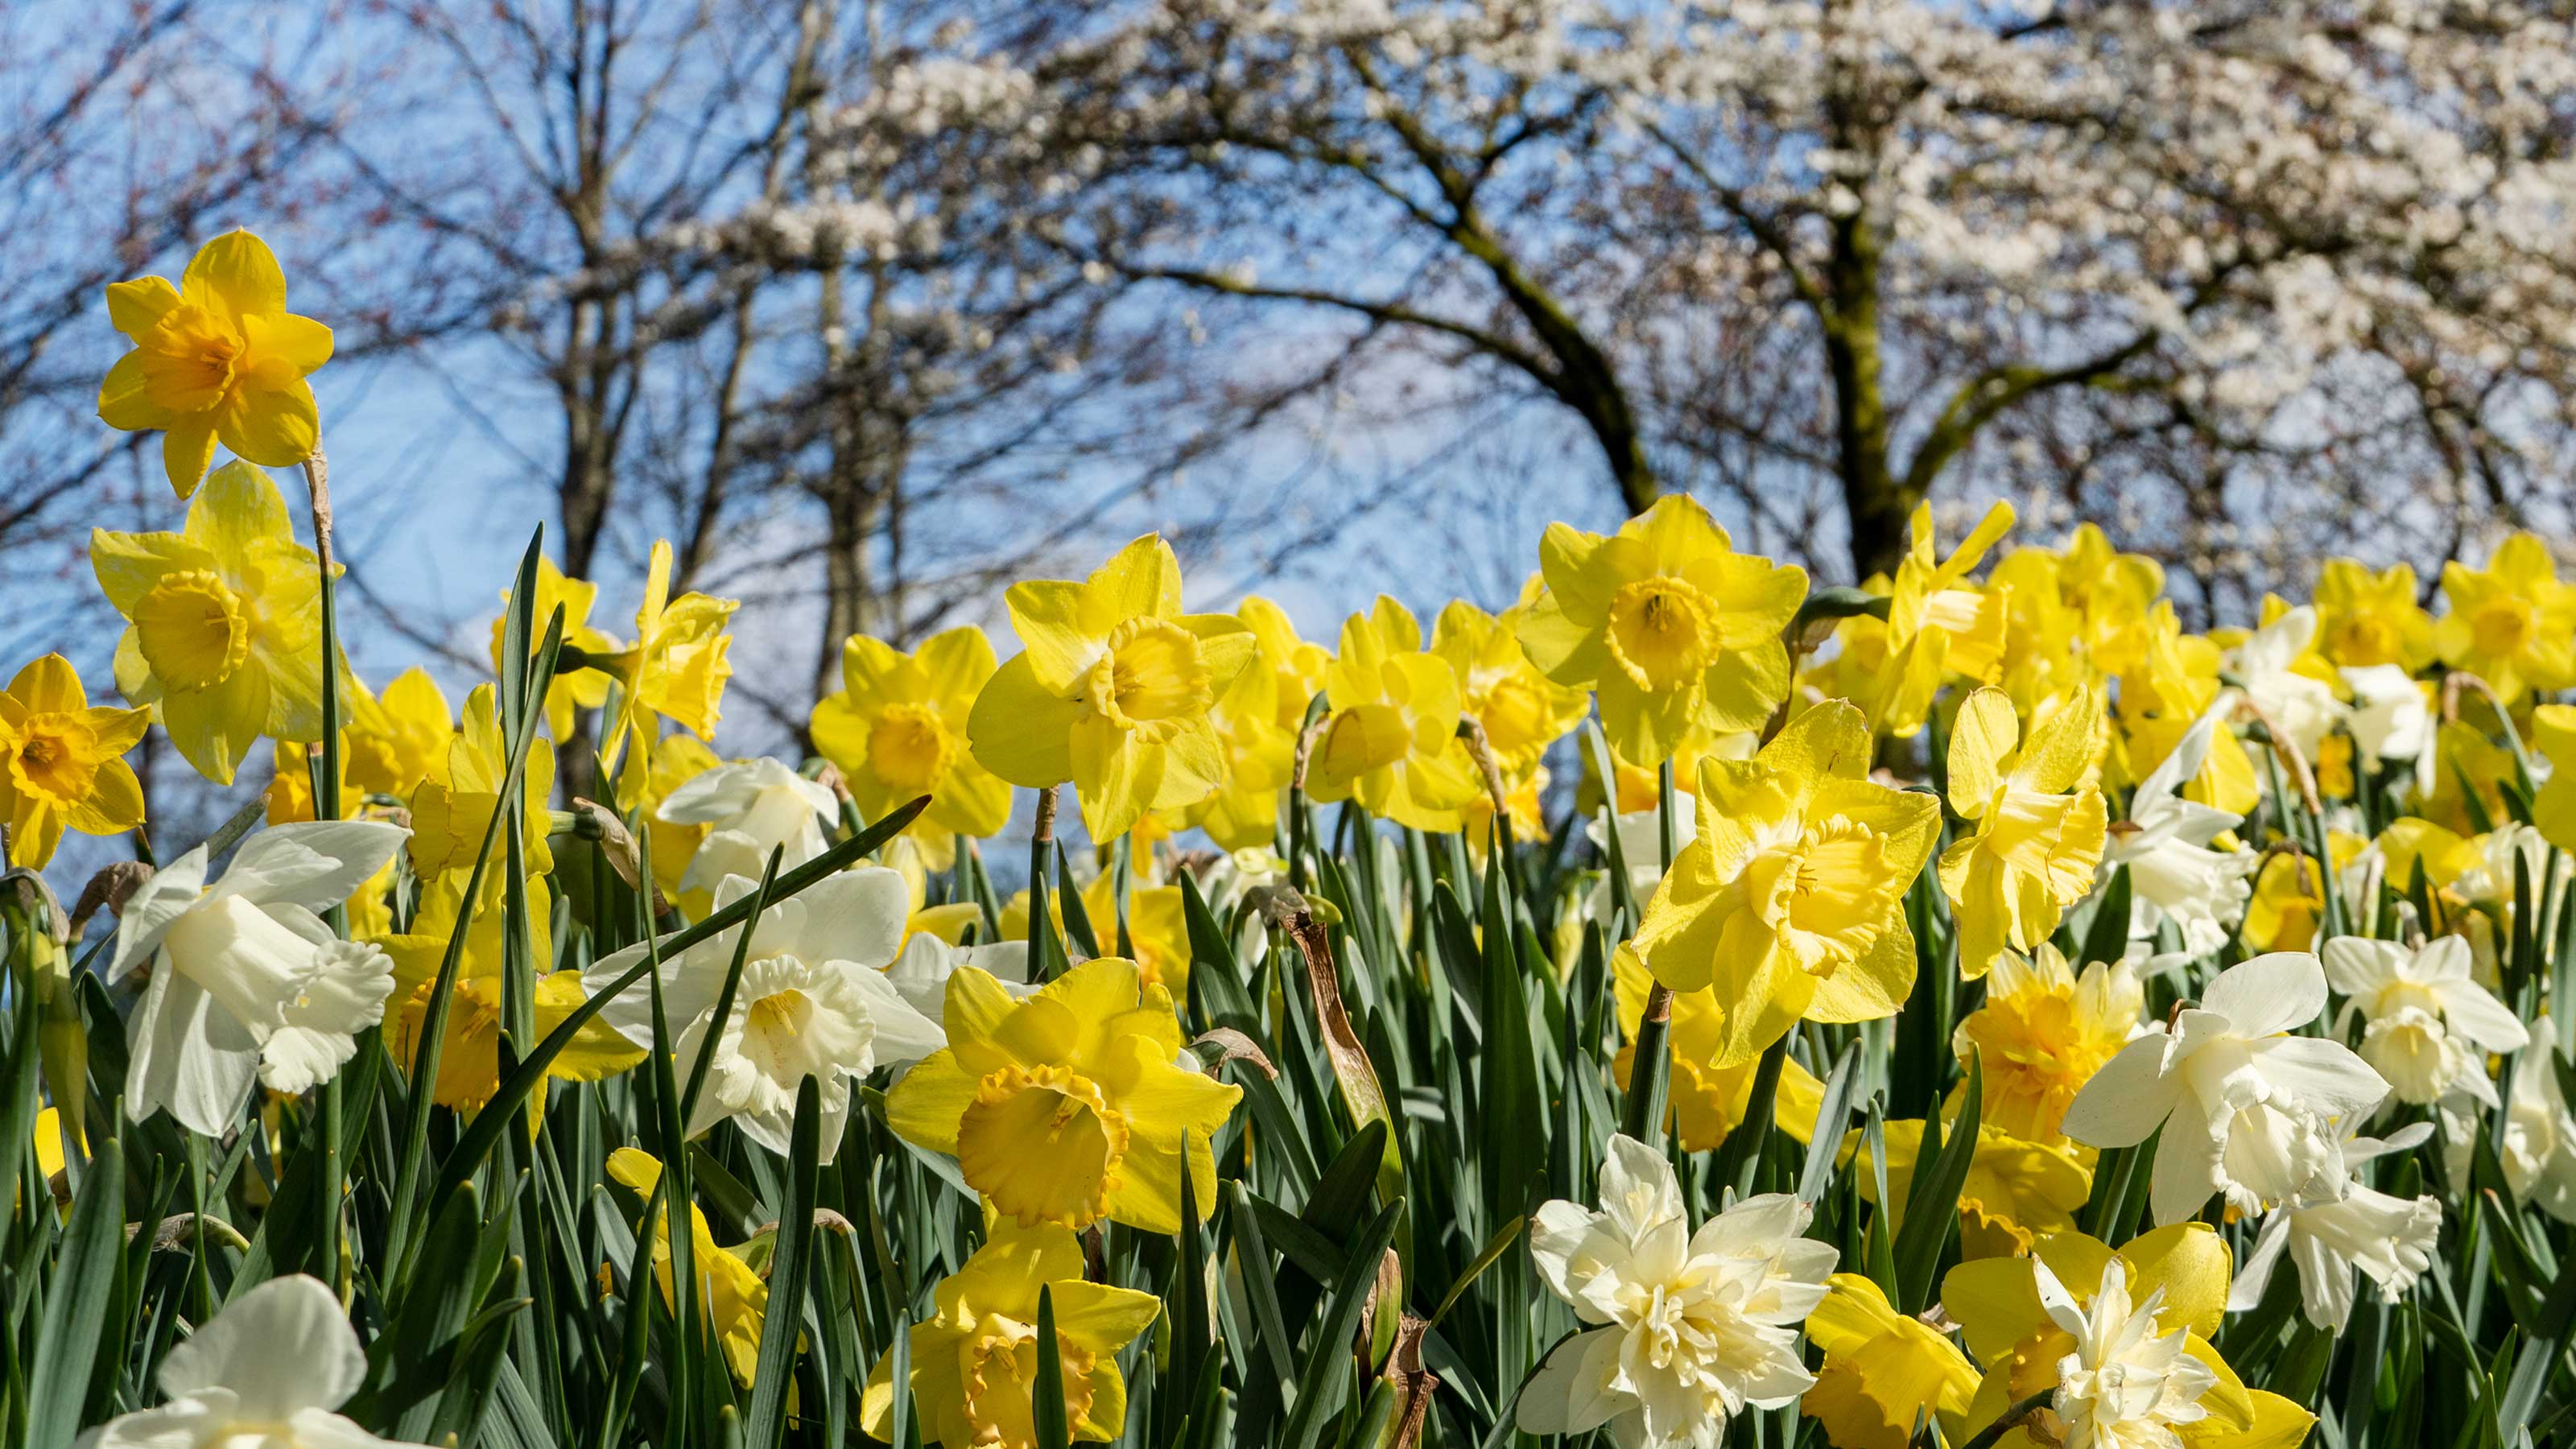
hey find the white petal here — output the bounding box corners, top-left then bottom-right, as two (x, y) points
(2251, 1036), (2391, 1120)
(261, 941), (396, 1093)
(2150, 1107), (2226, 1226)
(2227, 1207), (2294, 1312)
(286, 1408), (432, 1449)
(158, 1274), (365, 1417)
(1515, 1328), (1628, 1437)
(2319, 936), (2403, 998)
(788, 866), (911, 971)
(83, 1397), (226, 1449)
(2202, 952), (2330, 1038)
(2059, 1033), (2183, 1148)
(109, 846), (210, 985)
(125, 966), (261, 1138)
(212, 820), (410, 914)
(657, 762), (769, 824)
(2432, 977), (2531, 1052)
(845, 961), (945, 1071)
(1597, 1134), (1684, 1241)
(2287, 1220), (2357, 1332)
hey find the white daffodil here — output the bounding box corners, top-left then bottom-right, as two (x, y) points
(2226, 605), (2347, 766)
(2033, 1254), (2217, 1449)
(1585, 802), (1699, 926)
(2227, 1121), (2440, 1331)
(111, 819), (410, 1136)
(2502, 1020), (2576, 1224)
(2320, 934), (2526, 1105)
(1517, 1134), (1835, 1448)
(657, 757), (839, 895)
(883, 927), (1034, 1022)
(2062, 952), (2390, 1225)
(2341, 664), (2433, 794)
(1194, 845), (1290, 964)
(76, 1273), (426, 1449)
(2103, 707), (2255, 956)
(588, 867), (941, 1162)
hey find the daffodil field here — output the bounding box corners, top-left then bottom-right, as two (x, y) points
(19, 232), (2576, 1449)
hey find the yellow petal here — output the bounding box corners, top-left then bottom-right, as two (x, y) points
(182, 230), (287, 323)
(98, 350), (181, 431)
(105, 276), (183, 339)
(1948, 688), (2020, 813)
(163, 415), (221, 498)
(968, 653), (1078, 786)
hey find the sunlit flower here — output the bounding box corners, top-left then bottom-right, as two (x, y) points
(1630, 701), (1939, 1065)
(2321, 934), (2524, 1106)
(2312, 559), (2434, 671)
(1939, 687), (2109, 979)
(93, 461), (329, 786)
(1847, 1118), (2091, 1257)
(97, 230), (330, 498)
(1432, 588), (1587, 772)
(2228, 1123), (2440, 1332)
(2436, 530), (2576, 702)
(2103, 706), (2254, 956)
(1518, 493), (1806, 765)
(2029, 1255), (2219, 1449)
(493, 555), (617, 741)
(601, 540), (738, 803)
(885, 956), (1239, 1232)
(110, 820), (410, 1134)
(1518, 1135), (1836, 1447)
(1309, 597), (1482, 832)
(407, 683), (555, 891)
(655, 755), (838, 894)
(2119, 604), (2259, 819)
(1863, 499), (2015, 737)
(862, 1214), (1160, 1449)
(591, 869), (939, 1162)
(74, 1274), (424, 1449)
(382, 877), (639, 1112)
(2501, 1017), (2576, 1224)
(1951, 943), (2145, 1143)
(607, 1148), (770, 1385)
(1610, 943), (1822, 1153)
(2224, 605), (2347, 782)
(0, 654), (150, 868)
(968, 534), (1255, 840)
(2062, 952), (2388, 1224)
(2341, 663), (2433, 794)
(1799, 1273), (1978, 1449)
(811, 625), (1013, 865)
(884, 928), (1035, 1022)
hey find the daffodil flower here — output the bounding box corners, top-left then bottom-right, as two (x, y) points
(493, 554), (617, 740)
(406, 683), (554, 892)
(1308, 597), (1482, 832)
(1518, 1134), (1836, 1447)
(2062, 952), (2389, 1224)
(2436, 530), (2576, 702)
(591, 869), (939, 1163)
(0, 654), (150, 868)
(1938, 686), (2109, 979)
(2321, 934), (2524, 1105)
(1431, 589), (1587, 773)
(811, 625), (1013, 865)
(2501, 1018), (2576, 1224)
(1608, 942), (1823, 1153)
(886, 956), (1240, 1232)
(1866, 499), (2016, 738)
(2224, 605), (2348, 779)
(1182, 612), (1300, 851)
(1951, 943), (2145, 1143)
(1517, 493), (1806, 765)
(97, 229), (331, 499)
(606, 1148), (770, 1385)
(2342, 663), (2434, 795)
(1801, 1274), (1979, 1449)
(2313, 558), (2434, 671)
(884, 929), (1035, 1022)
(92, 461), (330, 786)
(2104, 706), (2255, 957)
(74, 1274), (427, 1449)
(1629, 700), (1940, 1066)
(655, 756), (838, 895)
(601, 540), (738, 805)
(382, 877), (640, 1112)
(110, 819), (410, 1135)
(2228, 1121), (2441, 1332)
(861, 1213), (1161, 1449)
(968, 534), (1255, 841)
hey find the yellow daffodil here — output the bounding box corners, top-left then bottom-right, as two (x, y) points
(1848, 1120), (2091, 1257)
(1236, 595), (1331, 731)
(1518, 494), (1806, 764)
(1801, 1274), (1978, 1449)
(638, 733), (722, 902)
(2437, 530), (2576, 702)
(93, 460), (328, 785)
(2377, 816), (2483, 902)
(1609, 943), (1822, 1151)
(1309, 597), (1482, 832)
(886, 957), (1240, 1232)
(0, 654), (150, 868)
(812, 625), (1013, 866)
(2240, 829), (2366, 952)
(606, 1147), (770, 1386)
(1629, 701), (1939, 1065)
(382, 877), (640, 1111)
(97, 230), (330, 498)
(1461, 764), (1548, 861)
(407, 683), (555, 888)
(265, 668), (456, 824)
(1951, 944), (2144, 1143)
(495, 555), (617, 740)
(2314, 559), (2434, 671)
(862, 1214), (1159, 1449)
(2534, 704), (2576, 856)
(968, 535), (1254, 842)
(1087, 873), (1189, 999)
(1431, 589), (1587, 773)
(601, 540), (737, 804)
(2119, 603), (2259, 816)
(1990, 524), (2161, 713)
(1864, 500), (2015, 737)
(1942, 1225), (2313, 1449)
(1939, 687), (2108, 980)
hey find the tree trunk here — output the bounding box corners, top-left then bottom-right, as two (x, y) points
(1823, 208), (1911, 583)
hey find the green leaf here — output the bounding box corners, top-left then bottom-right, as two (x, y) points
(1034, 1285), (1071, 1449)
(1798, 1039), (1865, 1205)
(27, 1129), (122, 1449)
(746, 1077), (822, 1447)
(1893, 1055), (1980, 1314)
(1276, 1200), (1404, 1449)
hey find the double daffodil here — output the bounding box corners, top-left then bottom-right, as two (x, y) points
(1938, 687), (2107, 980)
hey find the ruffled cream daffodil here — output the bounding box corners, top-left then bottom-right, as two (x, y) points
(2320, 934), (2524, 1106)
(74, 1274), (425, 1449)
(654, 755), (838, 895)
(590, 869), (939, 1163)
(1518, 1134), (1836, 1447)
(2062, 952), (2389, 1224)
(111, 819), (410, 1135)
(2227, 1122), (2441, 1332)
(2103, 706), (2254, 957)
(1951, 943), (2146, 1144)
